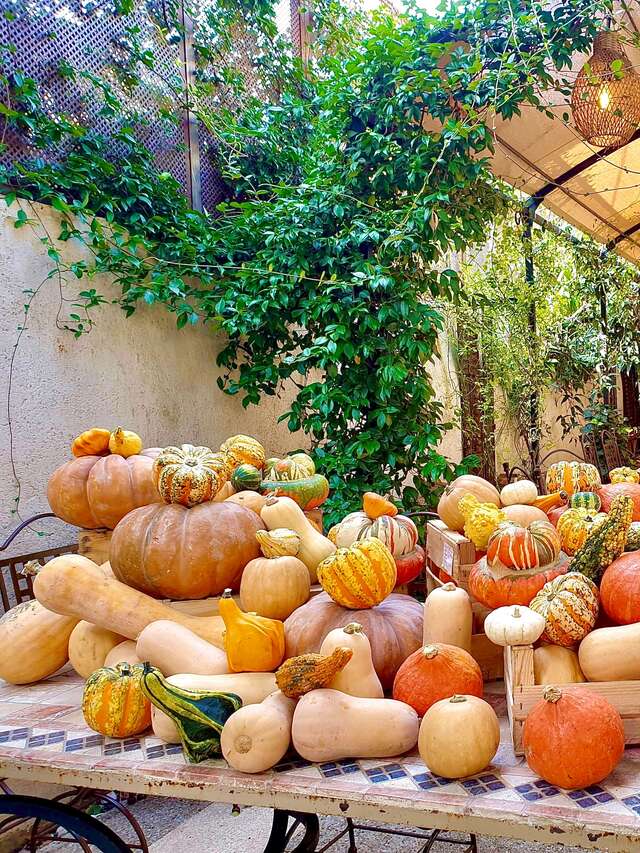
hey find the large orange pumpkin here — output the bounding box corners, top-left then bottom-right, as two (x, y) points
(392, 643), (483, 716)
(523, 686), (624, 789)
(469, 556), (568, 610)
(600, 552), (640, 624)
(437, 475), (500, 532)
(47, 451), (161, 530)
(284, 592), (423, 689)
(110, 501), (265, 599)
(598, 483), (640, 521)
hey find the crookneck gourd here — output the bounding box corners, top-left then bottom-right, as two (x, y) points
(219, 589), (285, 672)
(275, 647), (353, 698)
(571, 495), (634, 583)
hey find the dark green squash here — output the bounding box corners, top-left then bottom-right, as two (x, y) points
(260, 473), (329, 511)
(231, 463), (262, 492)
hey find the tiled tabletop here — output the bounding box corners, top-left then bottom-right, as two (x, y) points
(0, 672), (639, 851)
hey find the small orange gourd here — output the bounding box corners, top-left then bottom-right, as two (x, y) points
(219, 589), (285, 672)
(109, 427), (143, 457)
(71, 428), (111, 458)
(362, 491), (398, 519)
(82, 662), (151, 737)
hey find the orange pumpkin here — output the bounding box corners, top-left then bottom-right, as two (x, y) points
(82, 662), (151, 737)
(47, 452), (160, 530)
(598, 483), (640, 521)
(393, 643), (483, 717)
(362, 492), (398, 519)
(469, 557), (568, 610)
(110, 501), (265, 599)
(600, 552), (640, 624)
(486, 521), (560, 572)
(523, 686), (624, 789)
(71, 428), (111, 458)
(547, 505), (569, 527)
(437, 475), (500, 532)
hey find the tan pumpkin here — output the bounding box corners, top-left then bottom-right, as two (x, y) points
(221, 691), (296, 773)
(423, 583), (472, 651)
(319, 623), (383, 698)
(578, 623), (640, 682)
(261, 496), (335, 583)
(483, 605), (545, 647)
(500, 480), (538, 506)
(225, 490), (267, 514)
(110, 501), (264, 599)
(82, 663), (151, 737)
(502, 504), (548, 526)
(108, 428), (142, 457)
(152, 444), (232, 506)
(68, 621), (126, 679)
(533, 645), (586, 685)
(47, 453), (160, 529)
(316, 538), (397, 609)
(71, 428), (111, 458)
(239, 533), (310, 620)
(529, 572), (599, 647)
(437, 475), (501, 532)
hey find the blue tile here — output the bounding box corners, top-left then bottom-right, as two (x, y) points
(568, 791), (585, 800)
(623, 795), (640, 807)
(576, 797), (597, 808)
(480, 774), (497, 783)
(417, 781), (438, 790)
(515, 783), (533, 793)
(522, 792), (543, 802)
(586, 785), (604, 795)
(595, 792), (614, 803)
(369, 774), (388, 783)
(388, 770), (406, 779)
(341, 764), (359, 774)
(322, 768), (342, 778)
(468, 786), (485, 796)
(320, 762), (337, 771)
(534, 779), (555, 790)
(487, 781), (505, 791)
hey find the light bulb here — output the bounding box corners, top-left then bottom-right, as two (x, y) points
(598, 86), (611, 111)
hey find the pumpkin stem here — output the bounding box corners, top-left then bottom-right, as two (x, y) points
(343, 622), (363, 635)
(422, 645), (439, 659)
(21, 560), (42, 578)
(543, 686), (563, 704)
(512, 606), (521, 618)
(222, 588), (233, 599)
(449, 694), (467, 704)
(441, 582), (456, 591)
(264, 496), (278, 506)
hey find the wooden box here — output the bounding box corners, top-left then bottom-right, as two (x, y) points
(504, 644), (640, 755)
(426, 520), (479, 591)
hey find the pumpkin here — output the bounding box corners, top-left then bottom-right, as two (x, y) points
(263, 457), (310, 481)
(546, 461), (601, 497)
(332, 511), (418, 556)
(260, 473), (329, 511)
(500, 480), (538, 506)
(556, 508), (607, 556)
(152, 444), (231, 506)
(108, 428), (142, 457)
(598, 482), (640, 521)
(394, 544), (426, 585)
(275, 647), (353, 698)
(547, 505), (569, 527)
(458, 494), (505, 549)
(68, 621), (126, 679)
(261, 496), (335, 584)
(570, 494), (634, 583)
(487, 520), (561, 573)
(83, 662), (151, 738)
(609, 466), (639, 484)
(136, 621), (229, 677)
(231, 464), (262, 491)
(221, 691), (296, 774)
(529, 572), (599, 647)
(71, 428), (111, 458)
(221, 435), (266, 469)
(469, 556), (568, 610)
(625, 521), (640, 551)
(570, 491), (602, 512)
(110, 500), (264, 599)
(522, 686), (624, 789)
(437, 475), (501, 532)
(141, 665), (242, 762)
(0, 600), (78, 685)
(316, 538), (397, 609)
(292, 689), (419, 763)
(423, 583), (472, 651)
(255, 528), (301, 558)
(502, 504), (548, 526)
(226, 490), (267, 515)
(104, 640), (141, 668)
(483, 605), (545, 647)
(284, 592), (423, 689)
(533, 646), (585, 685)
(392, 643), (483, 717)
(47, 453), (160, 529)
(533, 492), (567, 514)
(362, 492), (398, 519)
(418, 695), (500, 779)
(219, 589), (285, 672)
(239, 533), (310, 620)
(578, 623), (640, 681)
(600, 552), (640, 624)
(319, 623), (383, 698)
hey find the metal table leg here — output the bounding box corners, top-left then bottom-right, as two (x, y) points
(263, 809), (320, 853)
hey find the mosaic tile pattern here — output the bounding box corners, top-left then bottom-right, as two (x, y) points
(0, 669), (639, 847)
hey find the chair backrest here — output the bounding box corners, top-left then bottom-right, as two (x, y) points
(0, 544), (77, 614)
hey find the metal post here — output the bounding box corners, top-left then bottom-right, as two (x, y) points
(180, 2), (202, 212)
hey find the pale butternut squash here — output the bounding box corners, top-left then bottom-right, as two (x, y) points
(68, 621), (126, 679)
(221, 690), (295, 773)
(136, 621), (229, 676)
(292, 689), (419, 762)
(578, 623), (640, 682)
(423, 583), (472, 651)
(152, 672), (278, 742)
(534, 645), (585, 685)
(104, 640), (141, 668)
(261, 496), (335, 583)
(0, 600), (77, 685)
(319, 623), (383, 698)
(32, 555), (224, 648)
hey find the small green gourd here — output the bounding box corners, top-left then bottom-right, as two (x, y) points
(570, 491), (601, 512)
(571, 495), (634, 584)
(231, 464), (262, 491)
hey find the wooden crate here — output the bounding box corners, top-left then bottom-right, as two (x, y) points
(78, 529), (112, 565)
(505, 644), (640, 755)
(426, 520), (479, 591)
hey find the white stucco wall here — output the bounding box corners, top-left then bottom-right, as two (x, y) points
(0, 201), (303, 557)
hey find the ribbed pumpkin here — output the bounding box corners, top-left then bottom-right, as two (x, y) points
(219, 589), (285, 672)
(609, 466), (639, 484)
(153, 444), (232, 506)
(264, 454), (315, 479)
(600, 552), (640, 624)
(469, 557), (568, 610)
(239, 531), (310, 620)
(316, 538), (397, 609)
(392, 643), (483, 717)
(486, 520), (560, 573)
(570, 491), (602, 512)
(556, 509), (607, 556)
(523, 686), (624, 789)
(221, 435), (266, 469)
(437, 475), (501, 532)
(47, 452), (160, 530)
(529, 572), (599, 647)
(82, 662), (151, 738)
(71, 427), (111, 458)
(598, 482), (640, 521)
(546, 461), (601, 497)
(231, 464), (262, 491)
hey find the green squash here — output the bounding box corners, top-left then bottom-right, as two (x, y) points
(260, 473), (329, 511)
(231, 463), (262, 492)
(570, 491), (601, 512)
(572, 495), (633, 584)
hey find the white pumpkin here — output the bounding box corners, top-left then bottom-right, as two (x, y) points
(500, 480), (538, 507)
(483, 605), (545, 647)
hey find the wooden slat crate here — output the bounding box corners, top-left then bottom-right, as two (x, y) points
(426, 520), (479, 592)
(505, 644), (640, 755)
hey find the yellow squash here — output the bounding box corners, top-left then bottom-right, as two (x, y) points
(316, 537), (397, 609)
(219, 589), (285, 672)
(108, 427), (143, 457)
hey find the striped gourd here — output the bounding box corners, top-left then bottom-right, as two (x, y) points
(546, 461), (601, 497)
(625, 521), (640, 551)
(82, 662), (151, 738)
(260, 473), (329, 511)
(571, 495), (634, 583)
(487, 520), (561, 573)
(316, 538), (397, 609)
(140, 664), (242, 763)
(221, 435), (266, 469)
(153, 444), (231, 506)
(557, 509), (607, 556)
(332, 511), (418, 556)
(570, 491), (602, 512)
(529, 572), (599, 647)
(231, 463), (262, 491)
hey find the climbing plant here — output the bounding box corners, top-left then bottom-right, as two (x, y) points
(0, 0), (625, 523)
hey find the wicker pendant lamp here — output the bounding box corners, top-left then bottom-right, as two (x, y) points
(571, 31), (640, 148)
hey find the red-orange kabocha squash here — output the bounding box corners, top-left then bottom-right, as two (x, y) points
(600, 552), (640, 625)
(469, 557), (568, 610)
(392, 643), (483, 716)
(598, 483), (640, 521)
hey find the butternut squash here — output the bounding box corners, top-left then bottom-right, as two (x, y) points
(578, 623), (640, 682)
(104, 640), (141, 668)
(534, 645), (585, 685)
(136, 621), (229, 676)
(423, 583), (472, 651)
(292, 689), (419, 762)
(221, 690), (295, 773)
(152, 672), (278, 742)
(68, 621), (126, 679)
(0, 600), (77, 685)
(261, 496), (335, 583)
(319, 623), (383, 698)
(32, 555), (224, 648)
